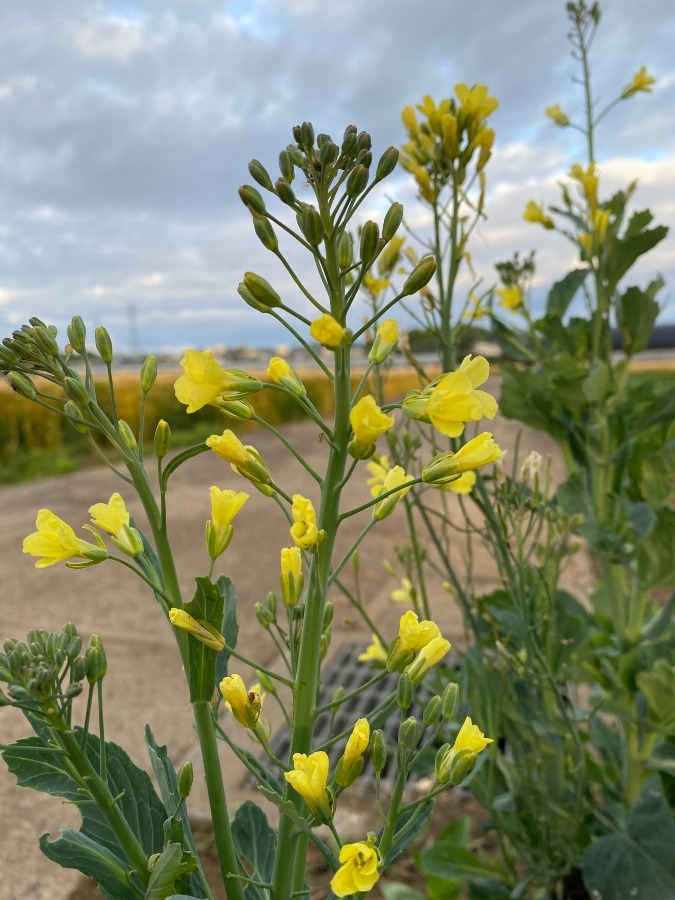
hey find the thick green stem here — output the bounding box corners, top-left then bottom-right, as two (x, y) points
(193, 702), (246, 900)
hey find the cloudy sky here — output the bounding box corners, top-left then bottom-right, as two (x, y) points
(1, 0), (673, 354)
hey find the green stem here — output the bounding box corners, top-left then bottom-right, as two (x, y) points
(193, 701), (246, 900)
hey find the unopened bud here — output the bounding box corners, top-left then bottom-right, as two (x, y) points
(332, 686), (346, 705)
(275, 178), (296, 206)
(67, 316), (87, 354)
(299, 121), (315, 151)
(64, 375), (90, 407)
(241, 272), (283, 310)
(299, 205), (324, 246)
(375, 146), (399, 181)
(248, 159), (274, 192)
(341, 130), (358, 159)
(140, 355), (157, 392)
(338, 231), (354, 269)
(401, 256), (437, 296)
(217, 398), (254, 420)
(346, 164), (369, 197)
(319, 141), (339, 166)
(278, 150), (295, 182)
(397, 672), (414, 710)
(319, 631), (329, 661)
(253, 216), (278, 252)
(359, 220), (380, 265)
(154, 420), (171, 458)
(64, 400), (90, 434)
(435, 745), (477, 785)
(267, 591), (277, 616)
(441, 682), (459, 719)
(177, 761), (194, 799)
(254, 602), (274, 629)
(7, 371), (37, 400)
(34, 326), (59, 357)
(382, 202), (404, 242)
(399, 716), (421, 750)
(239, 184), (267, 216)
(370, 729), (387, 775)
(423, 695), (443, 727)
(95, 326), (113, 364)
(85, 635), (107, 684)
(118, 419), (137, 450)
(257, 670), (275, 694)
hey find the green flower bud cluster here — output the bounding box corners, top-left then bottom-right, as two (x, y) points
(1, 317), (65, 385)
(0, 623), (92, 710)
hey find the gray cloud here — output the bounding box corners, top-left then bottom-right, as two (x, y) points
(0, 0), (673, 352)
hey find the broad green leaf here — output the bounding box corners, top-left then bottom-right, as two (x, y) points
(231, 801), (275, 884)
(582, 360), (610, 403)
(582, 776), (675, 899)
(546, 268), (589, 318)
(419, 845), (503, 883)
(183, 577), (225, 702)
(616, 279), (662, 355)
(637, 661), (675, 730)
(146, 843), (187, 899)
(215, 575), (239, 687)
(382, 801), (435, 867)
(39, 829), (143, 899)
(380, 882), (427, 900)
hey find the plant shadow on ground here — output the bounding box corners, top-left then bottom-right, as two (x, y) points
(66, 789), (495, 899)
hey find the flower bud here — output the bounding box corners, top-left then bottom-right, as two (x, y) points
(154, 420), (171, 459)
(275, 177), (296, 206)
(118, 419), (137, 450)
(441, 682), (459, 719)
(346, 164), (369, 197)
(386, 636), (416, 673)
(267, 591), (277, 616)
(356, 149), (372, 168)
(435, 745), (477, 785)
(257, 670), (275, 693)
(375, 146), (399, 181)
(368, 319), (398, 365)
(319, 140), (339, 166)
(397, 672), (413, 710)
(64, 375), (90, 407)
(7, 371), (37, 400)
(241, 272), (283, 310)
(299, 121), (315, 150)
(279, 150), (295, 182)
(359, 220), (380, 265)
(382, 202), (404, 242)
(423, 695), (443, 727)
(370, 729), (387, 775)
(0, 345), (19, 368)
(254, 602), (274, 629)
(299, 205), (324, 246)
(253, 216), (279, 252)
(338, 231), (353, 269)
(34, 325), (59, 357)
(322, 602), (334, 629)
(95, 326), (113, 364)
(67, 316), (87, 354)
(248, 159), (274, 192)
(319, 631), (329, 661)
(401, 256), (437, 296)
(399, 715), (421, 750)
(64, 682), (83, 699)
(238, 184), (267, 216)
(85, 635), (107, 684)
(216, 398), (255, 420)
(177, 761), (194, 799)
(140, 355), (157, 392)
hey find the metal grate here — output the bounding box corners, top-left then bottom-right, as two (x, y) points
(261, 642), (460, 793)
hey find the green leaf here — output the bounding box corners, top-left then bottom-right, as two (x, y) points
(256, 785), (339, 869)
(546, 268), (589, 318)
(231, 801), (275, 885)
(419, 846), (502, 882)
(380, 882), (427, 900)
(637, 661), (675, 730)
(606, 212), (668, 291)
(382, 801), (435, 867)
(582, 776), (675, 899)
(39, 829), (142, 898)
(582, 360), (611, 403)
(215, 575), (239, 687)
(3, 732), (167, 896)
(183, 577), (226, 702)
(616, 279), (662, 355)
(145, 843), (186, 899)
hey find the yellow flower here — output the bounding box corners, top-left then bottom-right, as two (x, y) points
(331, 839), (381, 897)
(366, 455), (390, 497)
(206, 487), (249, 559)
(441, 471), (476, 494)
(545, 104), (570, 127)
(401, 105), (418, 135)
(280, 546), (304, 607)
(358, 634), (388, 664)
(336, 718), (370, 787)
(349, 396), (394, 456)
(435, 716), (493, 784)
(398, 610), (441, 651)
(451, 432), (502, 473)
(523, 200), (555, 230)
(88, 493), (143, 557)
(372, 465), (413, 520)
(363, 274), (390, 298)
(462, 291), (489, 321)
(390, 577), (416, 604)
(169, 608), (225, 652)
(290, 494), (323, 549)
(267, 357), (305, 396)
(621, 66), (655, 99)
(310, 314), (347, 349)
(219, 673), (263, 728)
(206, 430), (271, 485)
(495, 285), (523, 311)
(453, 716), (494, 753)
(455, 83), (499, 119)
(426, 355), (497, 438)
(377, 236), (405, 277)
(569, 162), (599, 209)
(23, 509), (108, 568)
(406, 635), (452, 682)
(284, 751), (333, 821)
(368, 318), (398, 364)
(174, 349), (261, 413)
